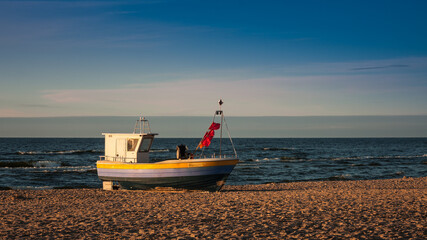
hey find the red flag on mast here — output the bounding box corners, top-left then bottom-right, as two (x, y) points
(209, 122), (220, 130)
(198, 122), (221, 148)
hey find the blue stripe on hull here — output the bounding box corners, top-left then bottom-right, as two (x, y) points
(97, 165), (235, 179)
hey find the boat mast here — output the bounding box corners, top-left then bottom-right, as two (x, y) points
(217, 99), (224, 157)
(133, 116), (152, 134)
(195, 99), (238, 158)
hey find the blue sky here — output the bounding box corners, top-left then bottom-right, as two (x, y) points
(1, 0), (427, 117)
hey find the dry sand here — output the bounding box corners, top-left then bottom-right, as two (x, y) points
(1, 177), (425, 239)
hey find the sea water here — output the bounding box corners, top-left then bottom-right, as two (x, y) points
(0, 138), (426, 189)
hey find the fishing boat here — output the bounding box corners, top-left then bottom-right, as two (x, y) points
(96, 100), (239, 191)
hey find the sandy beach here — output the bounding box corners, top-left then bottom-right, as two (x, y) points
(1, 177), (425, 239)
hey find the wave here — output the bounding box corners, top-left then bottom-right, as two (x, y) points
(260, 157), (280, 161)
(245, 158), (281, 162)
(15, 148), (173, 155)
(0, 184), (99, 190)
(16, 150), (103, 155)
(0, 160), (64, 168)
(280, 156), (298, 161)
(238, 166), (260, 170)
(240, 157), (310, 162)
(29, 166), (96, 173)
(0, 161), (34, 168)
(2, 184), (98, 190)
(331, 157), (362, 161)
(0, 160), (95, 171)
(243, 154), (426, 163)
(245, 159), (260, 162)
(14, 186), (53, 190)
(54, 185), (97, 189)
(33, 161), (62, 168)
(262, 147), (295, 151)
(150, 149), (170, 153)
(318, 174), (353, 181)
(331, 154), (427, 161)
(314, 174), (353, 181)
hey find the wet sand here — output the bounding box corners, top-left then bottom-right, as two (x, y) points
(1, 177), (425, 239)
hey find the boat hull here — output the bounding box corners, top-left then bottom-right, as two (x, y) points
(97, 158), (238, 191)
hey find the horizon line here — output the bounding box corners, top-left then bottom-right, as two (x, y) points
(1, 136), (426, 139)
(1, 114), (427, 119)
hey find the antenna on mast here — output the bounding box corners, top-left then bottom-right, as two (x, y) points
(216, 99), (223, 115)
(133, 116), (151, 134)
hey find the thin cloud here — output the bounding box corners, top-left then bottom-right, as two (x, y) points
(20, 104), (54, 108)
(350, 64), (409, 71)
(0, 108), (27, 117)
(41, 78), (292, 116)
(40, 73), (427, 117)
(273, 57), (426, 76)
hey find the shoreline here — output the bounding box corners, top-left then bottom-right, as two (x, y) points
(1, 175), (424, 191)
(1, 177), (426, 239)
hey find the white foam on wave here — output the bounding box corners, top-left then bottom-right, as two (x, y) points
(33, 161), (61, 168)
(17, 151), (39, 155)
(150, 149), (170, 153)
(331, 157), (362, 161)
(15, 185), (53, 190)
(17, 150), (103, 155)
(329, 174), (352, 180)
(331, 154), (426, 161)
(29, 165), (96, 173)
(263, 147), (296, 151)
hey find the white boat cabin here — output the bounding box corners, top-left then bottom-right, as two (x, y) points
(102, 133), (158, 163)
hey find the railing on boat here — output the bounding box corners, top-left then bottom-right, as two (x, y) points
(99, 155), (237, 162)
(99, 156), (137, 163)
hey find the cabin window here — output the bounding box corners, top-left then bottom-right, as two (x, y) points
(127, 139), (139, 151)
(139, 138), (153, 152)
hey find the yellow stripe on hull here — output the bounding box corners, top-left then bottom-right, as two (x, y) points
(97, 159), (239, 170)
